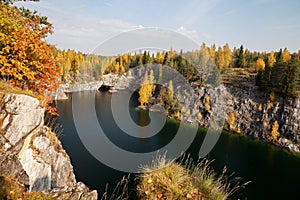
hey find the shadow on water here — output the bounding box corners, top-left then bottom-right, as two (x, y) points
(55, 90), (300, 200)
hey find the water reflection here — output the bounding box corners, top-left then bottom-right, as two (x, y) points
(56, 91), (300, 199)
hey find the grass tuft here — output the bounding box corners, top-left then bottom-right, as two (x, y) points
(0, 175), (53, 200)
(101, 175), (130, 200)
(137, 155), (250, 200)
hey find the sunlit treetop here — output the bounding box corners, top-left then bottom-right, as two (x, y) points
(0, 1), (60, 113)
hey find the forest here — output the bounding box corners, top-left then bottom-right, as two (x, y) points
(54, 44), (300, 99)
(0, 0), (300, 112)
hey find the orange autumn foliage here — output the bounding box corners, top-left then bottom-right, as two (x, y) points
(0, 3), (60, 113)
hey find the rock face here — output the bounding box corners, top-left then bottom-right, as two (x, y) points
(1, 94), (44, 146)
(0, 94), (97, 199)
(50, 81), (103, 100)
(49, 73), (133, 100)
(172, 84), (300, 152)
(224, 86), (300, 151)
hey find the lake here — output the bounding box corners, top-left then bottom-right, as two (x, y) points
(54, 90), (300, 200)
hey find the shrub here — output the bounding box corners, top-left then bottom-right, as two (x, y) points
(137, 156), (249, 200)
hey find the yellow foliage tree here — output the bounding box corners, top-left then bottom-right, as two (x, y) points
(258, 104), (262, 111)
(166, 80), (174, 109)
(114, 62), (120, 73)
(197, 113), (203, 120)
(282, 48), (291, 63)
(200, 43), (210, 64)
(228, 112), (235, 130)
(223, 43), (232, 68)
(204, 95), (211, 111)
(209, 44), (216, 61)
(216, 47), (225, 69)
(205, 104), (211, 111)
(175, 111), (181, 119)
(267, 51), (276, 67)
(255, 58), (265, 71)
(156, 52), (164, 64)
(138, 73), (152, 106)
(203, 95), (210, 104)
(120, 65), (126, 74)
(181, 106), (186, 113)
(271, 121), (280, 140)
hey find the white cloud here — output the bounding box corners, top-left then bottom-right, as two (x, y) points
(14, 1), (142, 53)
(49, 17), (142, 53)
(176, 26), (211, 44)
(15, 1), (214, 53)
(17, 3), (142, 52)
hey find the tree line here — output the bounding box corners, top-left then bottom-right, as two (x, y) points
(0, 1), (299, 116)
(255, 49), (300, 98)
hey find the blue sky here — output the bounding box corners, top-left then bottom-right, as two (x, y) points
(15, 0), (300, 53)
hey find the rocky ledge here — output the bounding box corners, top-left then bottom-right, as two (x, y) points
(50, 73), (133, 100)
(0, 94), (97, 199)
(49, 81), (103, 100)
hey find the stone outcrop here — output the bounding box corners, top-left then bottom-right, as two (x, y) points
(50, 81), (103, 100)
(50, 73), (134, 100)
(224, 86), (300, 152)
(169, 84), (300, 152)
(0, 94), (97, 199)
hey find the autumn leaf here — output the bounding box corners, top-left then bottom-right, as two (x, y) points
(147, 178), (152, 184)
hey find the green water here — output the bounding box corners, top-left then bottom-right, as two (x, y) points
(55, 90), (300, 200)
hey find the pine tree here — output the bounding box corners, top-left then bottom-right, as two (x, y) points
(236, 45), (245, 68)
(271, 50), (285, 94)
(166, 80), (174, 108)
(282, 56), (299, 98)
(163, 52), (170, 65)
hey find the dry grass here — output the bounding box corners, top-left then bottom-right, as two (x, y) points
(0, 175), (53, 200)
(137, 155), (250, 200)
(0, 81), (37, 99)
(100, 175), (130, 200)
(0, 81), (54, 111)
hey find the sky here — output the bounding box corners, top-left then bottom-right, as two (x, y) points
(15, 0), (300, 54)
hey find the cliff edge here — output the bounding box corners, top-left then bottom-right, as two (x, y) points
(0, 94), (97, 199)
